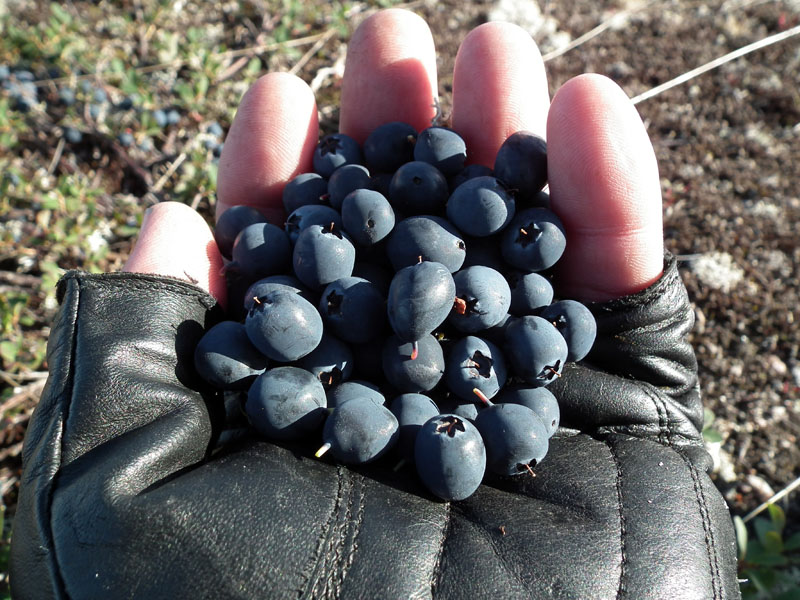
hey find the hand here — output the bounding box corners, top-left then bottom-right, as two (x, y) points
(123, 9), (663, 304)
(11, 9), (740, 600)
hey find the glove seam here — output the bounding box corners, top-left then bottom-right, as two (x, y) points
(679, 450), (725, 600)
(430, 501), (450, 597)
(605, 439), (628, 600)
(47, 276), (83, 600)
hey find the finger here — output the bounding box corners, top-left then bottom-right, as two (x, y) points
(339, 8), (438, 143)
(216, 71), (319, 223)
(547, 74), (664, 302)
(123, 201), (228, 306)
(451, 21), (550, 168)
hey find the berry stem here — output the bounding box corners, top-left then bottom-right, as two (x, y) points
(315, 442), (332, 458)
(472, 388), (493, 406)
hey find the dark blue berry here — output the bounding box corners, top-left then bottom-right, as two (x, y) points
(389, 393), (440, 462)
(387, 261), (455, 342)
(246, 366), (327, 441)
(229, 222), (291, 280)
(214, 205), (269, 260)
(194, 321), (268, 390)
(382, 334), (444, 393)
(313, 133), (362, 178)
(446, 176), (515, 237)
(282, 172), (329, 214)
(320, 396), (399, 464)
(497, 385), (560, 438)
(284, 204), (342, 245)
(319, 276), (386, 344)
(501, 207), (566, 273)
(493, 131), (548, 199)
(414, 414), (486, 501)
(245, 289), (323, 362)
(540, 299), (597, 362)
(363, 121), (417, 173)
(414, 127), (467, 177)
(327, 164), (371, 211)
(475, 403), (549, 476)
(385, 216), (466, 273)
(341, 189), (395, 246)
(449, 266), (511, 333)
(444, 336), (507, 402)
(292, 223), (356, 290)
(388, 161), (449, 216)
(504, 315), (568, 386)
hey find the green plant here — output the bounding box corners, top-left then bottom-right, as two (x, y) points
(737, 504), (800, 599)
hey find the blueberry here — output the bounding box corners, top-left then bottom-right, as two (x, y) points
(282, 172), (330, 214)
(444, 336), (507, 402)
(229, 222), (292, 280)
(319, 276), (386, 344)
(341, 189), (395, 246)
(388, 161), (449, 216)
(245, 289), (323, 362)
(284, 204), (342, 245)
(207, 121), (224, 138)
(507, 271), (554, 316)
(446, 176), (515, 237)
(385, 215), (466, 273)
(313, 133), (362, 178)
(64, 127), (83, 145)
(434, 394), (481, 422)
(58, 87), (76, 107)
(500, 207), (566, 273)
(327, 380), (385, 409)
(382, 334), (444, 393)
(493, 131), (548, 200)
(92, 86), (108, 104)
(292, 223), (356, 290)
(246, 366), (327, 441)
(497, 385), (560, 438)
(363, 121), (418, 173)
(504, 315), (568, 386)
(475, 403), (549, 476)
(152, 109), (168, 129)
(214, 205), (269, 260)
(449, 163), (493, 192)
(327, 164), (372, 211)
(413, 127), (467, 178)
(243, 275), (313, 312)
(389, 393), (440, 462)
(295, 332), (354, 388)
(117, 132), (134, 147)
(319, 396), (399, 464)
(387, 261), (456, 343)
(414, 414), (486, 501)
(449, 265), (511, 333)
(194, 321), (268, 390)
(166, 109), (180, 125)
(540, 299), (597, 362)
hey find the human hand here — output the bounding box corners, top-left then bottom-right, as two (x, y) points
(11, 9), (740, 599)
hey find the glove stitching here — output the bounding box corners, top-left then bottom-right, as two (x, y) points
(679, 450), (725, 600)
(605, 439), (628, 600)
(47, 276), (84, 600)
(297, 465), (351, 599)
(329, 470), (364, 599)
(430, 501), (450, 597)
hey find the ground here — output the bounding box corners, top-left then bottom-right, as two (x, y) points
(1, 0), (799, 595)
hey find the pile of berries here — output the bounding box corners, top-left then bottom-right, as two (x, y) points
(195, 123), (597, 501)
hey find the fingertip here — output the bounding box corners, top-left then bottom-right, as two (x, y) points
(452, 20), (549, 167)
(216, 71), (318, 223)
(547, 74), (664, 301)
(124, 202), (227, 307)
(340, 8), (438, 142)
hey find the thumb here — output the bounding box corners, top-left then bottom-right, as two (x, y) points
(123, 202), (227, 306)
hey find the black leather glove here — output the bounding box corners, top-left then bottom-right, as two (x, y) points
(10, 252), (740, 599)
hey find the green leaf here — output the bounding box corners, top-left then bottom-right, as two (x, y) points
(735, 515), (748, 561)
(763, 530), (785, 555)
(769, 504), (787, 533)
(0, 339), (21, 364)
(775, 589), (800, 600)
(755, 517), (779, 548)
(245, 57), (261, 76)
(703, 429), (723, 443)
(784, 532), (800, 552)
(50, 3), (72, 26)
